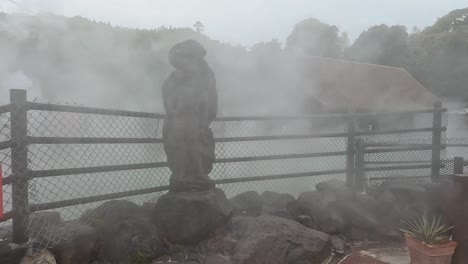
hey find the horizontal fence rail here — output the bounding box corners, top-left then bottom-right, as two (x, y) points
(367, 175), (431, 181)
(5, 169), (348, 220)
(364, 164), (434, 172)
(1, 151), (349, 185)
(447, 143), (468, 147)
(27, 101), (446, 120)
(28, 102), (165, 119)
(28, 136), (163, 144)
(0, 103), (11, 114)
(0, 140), (10, 151)
(364, 145), (442, 153)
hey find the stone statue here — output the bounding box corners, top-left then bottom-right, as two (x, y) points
(155, 40), (231, 245)
(162, 39), (217, 192)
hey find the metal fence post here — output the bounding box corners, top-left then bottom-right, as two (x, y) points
(354, 138), (365, 192)
(10, 89), (29, 244)
(454, 156), (464, 175)
(431, 101), (442, 182)
(346, 118), (355, 188)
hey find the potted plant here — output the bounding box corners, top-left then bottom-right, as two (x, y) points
(399, 214), (457, 264)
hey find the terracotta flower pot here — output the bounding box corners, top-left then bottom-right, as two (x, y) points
(404, 234), (457, 264)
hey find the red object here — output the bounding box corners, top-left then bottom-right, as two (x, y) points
(404, 234), (457, 264)
(0, 164), (3, 221)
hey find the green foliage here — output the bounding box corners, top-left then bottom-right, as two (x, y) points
(423, 8), (468, 34)
(406, 8), (468, 100)
(80, 208), (105, 231)
(345, 8), (468, 100)
(399, 215), (453, 245)
(286, 18), (346, 58)
(345, 24), (409, 67)
(2, 7), (468, 112)
(193, 21), (205, 33)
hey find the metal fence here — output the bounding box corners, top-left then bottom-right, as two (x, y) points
(448, 139), (468, 175)
(357, 137), (468, 190)
(352, 103), (447, 190)
(0, 89), (451, 251)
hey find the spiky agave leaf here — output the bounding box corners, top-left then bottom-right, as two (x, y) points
(399, 214), (453, 245)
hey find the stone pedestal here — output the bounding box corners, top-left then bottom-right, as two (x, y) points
(154, 188), (232, 245)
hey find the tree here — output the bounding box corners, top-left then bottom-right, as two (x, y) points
(286, 18), (347, 58)
(423, 8), (468, 35)
(250, 39), (283, 78)
(193, 21), (204, 33)
(345, 24), (409, 67)
(250, 38), (282, 60)
(409, 8), (468, 99)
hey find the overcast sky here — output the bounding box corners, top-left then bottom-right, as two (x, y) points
(1, 0), (467, 46)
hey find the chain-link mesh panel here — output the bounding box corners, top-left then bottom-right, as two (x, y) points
(212, 117), (348, 197)
(24, 109), (167, 250)
(217, 174), (345, 198)
(446, 138), (468, 175)
(28, 110), (161, 138)
(362, 111), (447, 191)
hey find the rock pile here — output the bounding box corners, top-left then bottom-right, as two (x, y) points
(294, 179), (445, 241)
(2, 179), (448, 264)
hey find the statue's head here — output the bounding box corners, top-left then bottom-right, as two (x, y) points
(169, 40), (206, 72)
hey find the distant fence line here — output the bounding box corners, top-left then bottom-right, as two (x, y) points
(0, 89), (451, 245)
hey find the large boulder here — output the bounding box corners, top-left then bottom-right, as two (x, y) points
(20, 211), (97, 264)
(0, 224), (12, 241)
(24, 212), (98, 264)
(0, 241), (28, 264)
(230, 191), (263, 217)
(330, 235), (346, 255)
(20, 249), (56, 264)
(336, 198), (382, 241)
(28, 211), (61, 233)
(378, 183), (428, 210)
(230, 216), (331, 264)
(371, 182), (440, 238)
(296, 191), (345, 234)
(27, 211), (62, 251)
(424, 182), (451, 218)
(315, 179), (354, 200)
(294, 215), (318, 229)
(80, 200), (162, 264)
(153, 188), (232, 245)
(50, 221), (97, 264)
(374, 190), (403, 234)
(335, 197), (379, 230)
(333, 190), (401, 240)
(260, 191), (297, 218)
(298, 181), (398, 240)
(366, 182), (451, 241)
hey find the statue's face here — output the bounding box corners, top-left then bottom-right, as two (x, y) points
(170, 52), (199, 73)
(170, 56), (191, 70)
